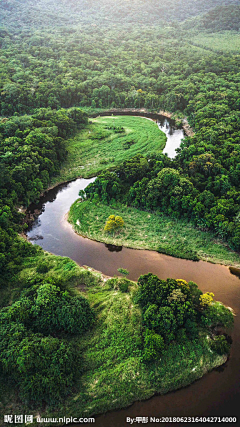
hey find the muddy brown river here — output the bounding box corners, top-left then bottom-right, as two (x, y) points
(27, 117), (239, 426)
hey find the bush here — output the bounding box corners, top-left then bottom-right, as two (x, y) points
(199, 292), (214, 307)
(105, 277), (119, 289)
(0, 320), (79, 403)
(104, 215), (124, 233)
(36, 262), (50, 274)
(119, 279), (129, 293)
(143, 329), (165, 363)
(211, 335), (231, 355)
(202, 302), (234, 329)
(77, 269), (101, 287)
(117, 267), (129, 277)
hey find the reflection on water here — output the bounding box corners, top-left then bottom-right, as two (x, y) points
(105, 243), (123, 252)
(158, 119), (184, 158)
(229, 266), (240, 279)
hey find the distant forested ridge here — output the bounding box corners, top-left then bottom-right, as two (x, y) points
(1, 0), (239, 28)
(196, 4), (240, 31)
(0, 0), (239, 115)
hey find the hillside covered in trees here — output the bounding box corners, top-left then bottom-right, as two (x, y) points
(0, 0), (239, 424)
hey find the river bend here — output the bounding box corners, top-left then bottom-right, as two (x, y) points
(26, 116), (239, 426)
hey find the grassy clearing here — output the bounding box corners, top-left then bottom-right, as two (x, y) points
(189, 31), (240, 53)
(50, 115), (166, 186)
(69, 200), (240, 267)
(0, 249), (226, 425)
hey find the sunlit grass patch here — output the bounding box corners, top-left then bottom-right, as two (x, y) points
(69, 200), (240, 266)
(50, 116), (166, 186)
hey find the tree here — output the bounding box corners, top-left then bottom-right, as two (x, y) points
(0, 319), (78, 404)
(7, 283), (95, 335)
(211, 335), (231, 355)
(104, 215), (124, 233)
(143, 329), (165, 363)
(199, 292), (214, 307)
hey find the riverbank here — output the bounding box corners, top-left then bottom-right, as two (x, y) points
(0, 245), (230, 426)
(82, 107), (195, 137)
(0, 247), (229, 426)
(49, 115), (166, 188)
(68, 200), (240, 267)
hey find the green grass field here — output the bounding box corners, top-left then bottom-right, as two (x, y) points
(189, 31), (240, 53)
(68, 200), (240, 267)
(50, 115), (166, 186)
(0, 249), (226, 424)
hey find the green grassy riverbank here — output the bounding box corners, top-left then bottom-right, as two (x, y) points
(50, 115), (166, 187)
(68, 200), (240, 267)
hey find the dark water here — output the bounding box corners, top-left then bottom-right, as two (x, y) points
(26, 116), (239, 426)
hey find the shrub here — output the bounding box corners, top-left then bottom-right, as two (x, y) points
(105, 277), (119, 289)
(36, 262), (49, 274)
(202, 301), (234, 329)
(211, 335), (231, 355)
(117, 267), (129, 277)
(119, 279), (129, 293)
(199, 292), (214, 307)
(142, 329), (165, 363)
(77, 269), (101, 287)
(104, 215), (124, 233)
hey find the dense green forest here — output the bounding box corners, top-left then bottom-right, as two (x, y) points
(0, 0), (239, 423)
(1, 0), (240, 253)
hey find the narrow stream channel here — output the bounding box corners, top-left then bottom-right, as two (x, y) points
(26, 116), (239, 426)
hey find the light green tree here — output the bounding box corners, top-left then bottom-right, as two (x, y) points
(104, 215), (124, 233)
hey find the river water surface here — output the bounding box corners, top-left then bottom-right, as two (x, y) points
(26, 116), (239, 426)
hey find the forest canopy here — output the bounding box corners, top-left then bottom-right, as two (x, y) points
(0, 0), (239, 418)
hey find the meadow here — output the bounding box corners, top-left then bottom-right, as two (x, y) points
(69, 200), (240, 267)
(50, 115), (166, 186)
